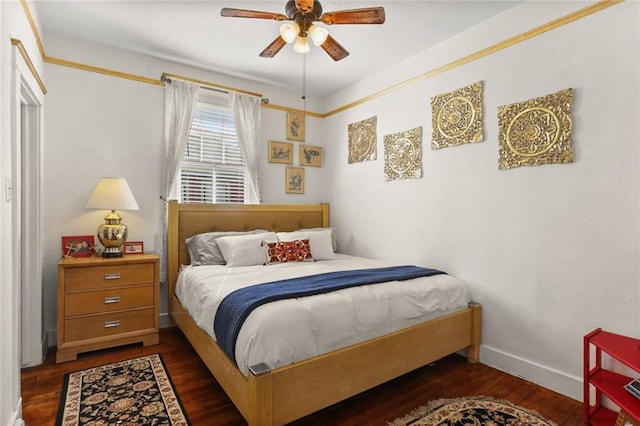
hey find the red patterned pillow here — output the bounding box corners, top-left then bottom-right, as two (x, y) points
(263, 239), (314, 264)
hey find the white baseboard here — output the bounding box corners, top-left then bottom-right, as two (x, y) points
(47, 327), (57, 349)
(10, 397), (25, 426)
(159, 312), (174, 329)
(480, 345), (583, 402)
(41, 331), (49, 363)
(20, 332), (48, 367)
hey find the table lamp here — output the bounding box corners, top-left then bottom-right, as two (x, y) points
(85, 177), (139, 257)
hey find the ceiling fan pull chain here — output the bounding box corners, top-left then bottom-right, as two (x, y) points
(302, 54), (307, 116)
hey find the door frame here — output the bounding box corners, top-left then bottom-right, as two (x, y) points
(11, 43), (44, 368)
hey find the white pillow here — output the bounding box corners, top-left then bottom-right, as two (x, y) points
(276, 229), (336, 260)
(216, 232), (278, 267)
(298, 227), (337, 252)
(185, 229), (269, 266)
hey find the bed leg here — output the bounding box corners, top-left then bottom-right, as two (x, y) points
(467, 302), (482, 363)
(248, 370), (274, 425)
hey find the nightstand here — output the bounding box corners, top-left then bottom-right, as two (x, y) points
(56, 254), (160, 363)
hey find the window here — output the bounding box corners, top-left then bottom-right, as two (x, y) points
(180, 90), (246, 204)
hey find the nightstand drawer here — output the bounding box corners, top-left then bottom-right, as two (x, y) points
(64, 308), (155, 342)
(64, 286), (154, 317)
(65, 263), (155, 292)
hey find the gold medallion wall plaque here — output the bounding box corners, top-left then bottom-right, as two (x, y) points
(383, 127), (422, 181)
(348, 116), (377, 164)
(431, 81), (484, 149)
(498, 88), (574, 170)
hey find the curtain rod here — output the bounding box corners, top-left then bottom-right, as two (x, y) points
(162, 74), (227, 95)
(161, 72), (262, 98)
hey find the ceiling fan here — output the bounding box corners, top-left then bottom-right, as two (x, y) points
(220, 0), (385, 61)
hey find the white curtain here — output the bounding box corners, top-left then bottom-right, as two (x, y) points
(158, 79), (200, 284)
(229, 91), (262, 204)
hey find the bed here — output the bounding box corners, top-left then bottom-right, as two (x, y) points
(167, 201), (481, 425)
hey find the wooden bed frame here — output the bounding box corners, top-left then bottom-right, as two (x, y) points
(167, 201), (482, 425)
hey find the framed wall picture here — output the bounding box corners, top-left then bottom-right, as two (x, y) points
(268, 140), (294, 164)
(299, 144), (323, 167)
(124, 241), (144, 255)
(285, 167), (305, 194)
(286, 112), (305, 141)
(61, 235), (95, 258)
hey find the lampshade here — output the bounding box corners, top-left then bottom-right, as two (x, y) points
(308, 25), (328, 46)
(85, 177), (139, 210)
(280, 22), (299, 44)
(293, 36), (310, 53)
(86, 177), (139, 257)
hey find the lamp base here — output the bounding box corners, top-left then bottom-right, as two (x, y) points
(96, 210), (129, 258)
(102, 248), (123, 258)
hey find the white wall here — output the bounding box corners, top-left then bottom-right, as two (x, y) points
(42, 34), (330, 343)
(322, 1), (639, 401)
(1, 1), (45, 424)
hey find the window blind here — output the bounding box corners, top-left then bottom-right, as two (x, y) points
(180, 91), (246, 204)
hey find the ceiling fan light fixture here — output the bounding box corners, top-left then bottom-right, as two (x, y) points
(308, 24), (328, 46)
(280, 22), (299, 43)
(221, 1), (385, 61)
(293, 35), (310, 53)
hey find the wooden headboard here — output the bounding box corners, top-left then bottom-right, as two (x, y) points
(167, 201), (329, 310)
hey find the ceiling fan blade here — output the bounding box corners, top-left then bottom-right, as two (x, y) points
(321, 35), (349, 61)
(320, 7), (386, 25)
(259, 36), (287, 58)
(221, 8), (287, 21)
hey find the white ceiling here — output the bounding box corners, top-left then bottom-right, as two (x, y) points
(33, 1), (522, 98)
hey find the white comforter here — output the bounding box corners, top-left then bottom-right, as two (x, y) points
(176, 254), (470, 376)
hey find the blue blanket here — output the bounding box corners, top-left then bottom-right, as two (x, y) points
(214, 265), (445, 364)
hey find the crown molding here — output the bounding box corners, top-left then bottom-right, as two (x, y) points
(260, 102), (323, 118)
(321, 0), (624, 118)
(11, 38), (47, 94)
(44, 56), (162, 86)
(20, 0), (45, 59)
(20, 0), (622, 116)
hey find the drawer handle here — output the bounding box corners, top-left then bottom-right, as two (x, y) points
(104, 320), (120, 328)
(104, 296), (120, 304)
(104, 273), (121, 280)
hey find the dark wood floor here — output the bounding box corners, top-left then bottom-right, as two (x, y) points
(21, 328), (583, 425)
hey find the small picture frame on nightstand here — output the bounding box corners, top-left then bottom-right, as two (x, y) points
(124, 241), (144, 255)
(61, 235), (95, 258)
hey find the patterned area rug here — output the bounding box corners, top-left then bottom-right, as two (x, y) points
(388, 396), (557, 426)
(57, 354), (190, 426)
